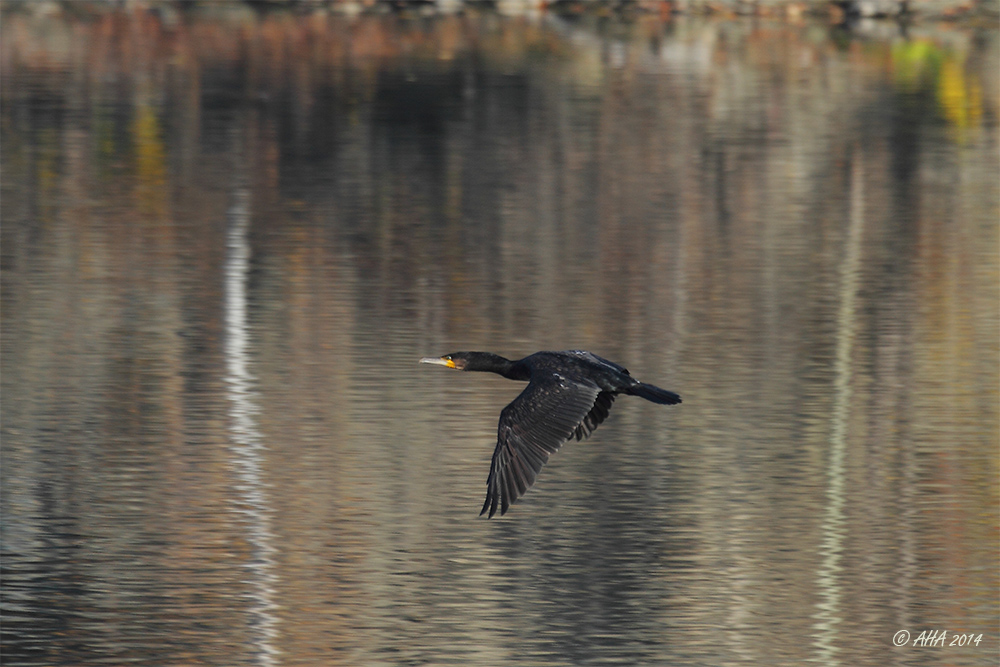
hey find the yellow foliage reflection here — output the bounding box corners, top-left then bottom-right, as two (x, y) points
(892, 38), (984, 138)
(938, 56), (983, 134)
(131, 101), (167, 219)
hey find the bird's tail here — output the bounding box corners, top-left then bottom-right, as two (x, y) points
(629, 382), (682, 405)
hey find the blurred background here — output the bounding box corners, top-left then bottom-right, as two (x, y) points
(1, 1), (997, 666)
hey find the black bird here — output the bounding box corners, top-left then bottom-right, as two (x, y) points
(419, 350), (681, 517)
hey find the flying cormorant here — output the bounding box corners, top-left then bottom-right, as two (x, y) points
(420, 350), (681, 517)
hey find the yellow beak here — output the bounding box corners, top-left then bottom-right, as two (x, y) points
(419, 357), (456, 368)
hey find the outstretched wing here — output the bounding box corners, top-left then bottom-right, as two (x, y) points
(572, 391), (616, 441)
(481, 375), (608, 518)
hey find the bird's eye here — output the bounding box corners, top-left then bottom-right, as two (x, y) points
(445, 355), (452, 360)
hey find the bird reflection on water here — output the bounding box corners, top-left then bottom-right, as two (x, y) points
(420, 350), (681, 517)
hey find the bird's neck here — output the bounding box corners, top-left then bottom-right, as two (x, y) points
(469, 353), (528, 381)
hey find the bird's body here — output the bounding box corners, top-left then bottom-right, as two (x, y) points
(420, 350), (681, 517)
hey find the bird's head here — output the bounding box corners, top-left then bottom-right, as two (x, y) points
(418, 352), (476, 370)
(419, 352), (511, 373)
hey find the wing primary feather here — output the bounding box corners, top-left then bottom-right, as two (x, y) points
(510, 453), (530, 495)
(503, 459), (518, 514)
(500, 472), (512, 515)
(482, 474), (499, 518)
(506, 454), (521, 496)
